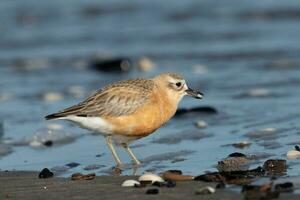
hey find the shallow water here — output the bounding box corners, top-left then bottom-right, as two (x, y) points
(1, 0), (300, 186)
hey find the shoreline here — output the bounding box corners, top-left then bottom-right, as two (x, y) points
(1, 171), (300, 200)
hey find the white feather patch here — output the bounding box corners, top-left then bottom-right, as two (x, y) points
(61, 116), (114, 135)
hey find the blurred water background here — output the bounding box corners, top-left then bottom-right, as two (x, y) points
(1, 0), (300, 180)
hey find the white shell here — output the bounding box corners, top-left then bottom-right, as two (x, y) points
(121, 180), (140, 187)
(196, 120), (207, 128)
(138, 173), (164, 183)
(195, 186), (215, 195)
(260, 127), (276, 133)
(248, 88), (270, 97)
(287, 150), (300, 159)
(29, 140), (42, 147)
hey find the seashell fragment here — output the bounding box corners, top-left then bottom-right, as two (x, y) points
(195, 120), (207, 128)
(287, 150), (300, 159)
(138, 173), (164, 183)
(121, 180), (140, 187)
(195, 186), (215, 195)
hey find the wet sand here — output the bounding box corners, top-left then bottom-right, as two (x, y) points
(1, 171), (300, 200)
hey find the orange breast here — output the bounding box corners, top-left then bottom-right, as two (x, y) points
(103, 89), (177, 137)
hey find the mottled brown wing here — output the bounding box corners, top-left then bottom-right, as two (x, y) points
(45, 79), (155, 119)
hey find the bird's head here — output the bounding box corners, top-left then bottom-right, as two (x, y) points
(153, 72), (203, 104)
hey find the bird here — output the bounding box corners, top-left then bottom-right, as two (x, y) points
(45, 72), (203, 166)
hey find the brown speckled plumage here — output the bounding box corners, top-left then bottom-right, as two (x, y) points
(46, 79), (155, 119)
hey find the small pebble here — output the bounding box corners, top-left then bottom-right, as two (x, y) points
(122, 180), (140, 187)
(43, 140), (53, 147)
(228, 152), (246, 157)
(274, 182), (293, 193)
(175, 106), (218, 116)
(38, 168), (54, 178)
(195, 120), (207, 128)
(194, 172), (224, 182)
(167, 170), (182, 175)
(30, 140), (43, 148)
(47, 124), (63, 130)
(232, 141), (251, 149)
(248, 88), (270, 97)
(261, 127), (276, 133)
(145, 188), (159, 195)
(166, 180), (176, 188)
(263, 159), (286, 173)
(195, 186), (215, 195)
(217, 156), (249, 172)
(216, 182), (226, 189)
(65, 162), (80, 168)
(137, 57), (155, 72)
(42, 92), (63, 103)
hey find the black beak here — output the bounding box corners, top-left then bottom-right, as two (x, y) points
(185, 88), (203, 99)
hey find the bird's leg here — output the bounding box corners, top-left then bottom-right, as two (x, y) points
(122, 144), (141, 165)
(106, 136), (122, 166)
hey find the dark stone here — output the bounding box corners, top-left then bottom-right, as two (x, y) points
(194, 172), (224, 182)
(175, 106), (217, 117)
(38, 168), (54, 179)
(295, 145), (300, 151)
(216, 182), (226, 189)
(89, 57), (131, 73)
(43, 140), (53, 147)
(65, 162), (80, 168)
(146, 188), (159, 195)
(217, 156), (249, 172)
(166, 180), (176, 188)
(228, 152), (246, 158)
(195, 166), (265, 185)
(242, 183), (280, 200)
(167, 170), (182, 175)
(263, 159), (286, 174)
(232, 142), (251, 149)
(274, 182), (293, 193)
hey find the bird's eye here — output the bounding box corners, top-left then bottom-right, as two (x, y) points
(175, 82), (182, 87)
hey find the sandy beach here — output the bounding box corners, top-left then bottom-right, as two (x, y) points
(1, 171), (300, 200)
